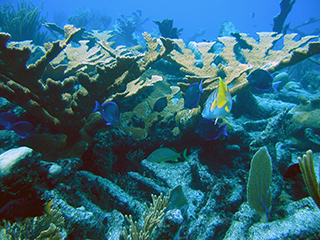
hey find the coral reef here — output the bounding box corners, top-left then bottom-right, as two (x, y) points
(0, 1), (47, 44)
(0, 206), (65, 239)
(153, 19), (183, 39)
(113, 10), (149, 46)
(298, 150), (320, 209)
(0, 28), (174, 155)
(121, 192), (170, 240)
(167, 32), (320, 98)
(273, 0), (296, 33)
(1, 18), (320, 239)
(67, 7), (91, 28)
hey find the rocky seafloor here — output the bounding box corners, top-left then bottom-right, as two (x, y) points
(1, 57), (320, 239)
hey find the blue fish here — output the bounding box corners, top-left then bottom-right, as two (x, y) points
(184, 79), (204, 109)
(195, 118), (228, 140)
(153, 97), (167, 112)
(12, 121), (36, 138)
(0, 112), (19, 129)
(93, 101), (120, 125)
(247, 69), (274, 91)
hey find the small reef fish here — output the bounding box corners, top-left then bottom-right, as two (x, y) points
(247, 69), (274, 91)
(184, 79), (204, 109)
(168, 185), (189, 216)
(93, 101), (120, 125)
(0, 112), (18, 129)
(146, 147), (187, 163)
(0, 112), (36, 138)
(153, 97), (167, 112)
(196, 118), (228, 140)
(202, 77), (232, 122)
(0, 198), (52, 222)
(12, 121), (36, 138)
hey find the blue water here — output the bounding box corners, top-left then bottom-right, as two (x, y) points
(2, 0), (320, 41)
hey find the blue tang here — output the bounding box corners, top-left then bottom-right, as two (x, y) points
(247, 69), (274, 91)
(93, 101), (120, 125)
(12, 121), (36, 138)
(196, 118), (228, 140)
(153, 97), (167, 112)
(184, 79), (204, 109)
(0, 112), (19, 129)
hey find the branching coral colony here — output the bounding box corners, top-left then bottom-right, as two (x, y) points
(0, 25), (174, 156)
(168, 32), (320, 97)
(0, 26), (320, 157)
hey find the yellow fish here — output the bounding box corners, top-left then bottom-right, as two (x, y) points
(202, 77), (232, 122)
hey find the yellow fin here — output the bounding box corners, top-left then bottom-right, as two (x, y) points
(210, 98), (217, 110)
(44, 200), (53, 215)
(217, 77), (229, 108)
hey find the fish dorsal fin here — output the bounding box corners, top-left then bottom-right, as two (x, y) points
(44, 200), (53, 215)
(199, 79), (204, 93)
(210, 77), (229, 110)
(217, 77), (229, 108)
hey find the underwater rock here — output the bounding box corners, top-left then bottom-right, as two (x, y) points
(0, 129), (20, 153)
(249, 109), (291, 150)
(224, 198), (320, 239)
(0, 146), (34, 178)
(48, 164), (63, 176)
(278, 80), (319, 104)
(289, 98), (320, 131)
(175, 106), (202, 130)
(273, 72), (290, 91)
(152, 209), (184, 239)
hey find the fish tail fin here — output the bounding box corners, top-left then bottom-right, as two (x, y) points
(5, 124), (13, 130)
(272, 81), (281, 92)
(199, 79), (204, 93)
(93, 101), (102, 113)
(44, 200), (53, 215)
(180, 149), (188, 161)
(220, 124), (228, 137)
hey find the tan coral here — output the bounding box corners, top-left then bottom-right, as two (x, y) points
(175, 106), (202, 130)
(117, 77), (184, 140)
(289, 98), (320, 133)
(166, 40), (219, 77)
(118, 100), (160, 140)
(167, 32), (320, 97)
(0, 26), (82, 129)
(0, 27), (175, 158)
